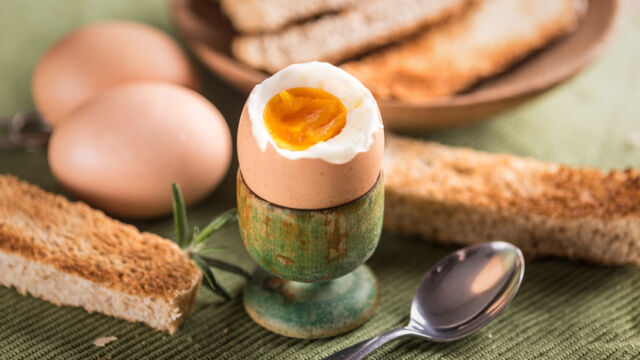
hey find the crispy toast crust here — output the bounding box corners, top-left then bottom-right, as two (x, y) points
(384, 137), (640, 219)
(232, 0), (472, 73)
(342, 0), (584, 101)
(220, 0), (360, 33)
(0, 175), (200, 300)
(0, 175), (202, 332)
(383, 135), (640, 266)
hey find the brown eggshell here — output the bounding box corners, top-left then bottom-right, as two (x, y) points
(48, 82), (231, 219)
(237, 105), (384, 210)
(32, 21), (200, 126)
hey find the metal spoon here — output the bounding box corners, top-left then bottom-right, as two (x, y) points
(327, 241), (524, 360)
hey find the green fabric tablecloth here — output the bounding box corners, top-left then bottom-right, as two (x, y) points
(1, 1), (640, 359)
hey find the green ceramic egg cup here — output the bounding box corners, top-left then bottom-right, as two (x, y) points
(237, 171), (384, 339)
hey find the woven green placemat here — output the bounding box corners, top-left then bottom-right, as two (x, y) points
(1, 1), (640, 359)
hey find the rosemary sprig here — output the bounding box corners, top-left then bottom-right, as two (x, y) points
(187, 208), (238, 254)
(171, 183), (249, 300)
(172, 183), (189, 248)
(192, 254), (231, 301)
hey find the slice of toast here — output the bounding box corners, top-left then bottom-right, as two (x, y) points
(342, 0), (586, 101)
(383, 135), (640, 266)
(0, 175), (202, 334)
(232, 0), (473, 73)
(220, 0), (361, 33)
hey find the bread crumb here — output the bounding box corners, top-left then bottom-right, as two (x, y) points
(93, 336), (118, 347)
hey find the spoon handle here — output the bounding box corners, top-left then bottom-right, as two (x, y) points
(325, 327), (416, 360)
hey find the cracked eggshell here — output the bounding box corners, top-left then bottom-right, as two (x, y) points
(48, 82), (231, 219)
(237, 105), (384, 210)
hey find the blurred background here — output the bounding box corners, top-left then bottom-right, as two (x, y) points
(1, 1), (640, 359)
(1, 0), (638, 170)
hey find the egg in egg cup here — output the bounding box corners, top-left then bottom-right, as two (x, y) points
(237, 62), (385, 338)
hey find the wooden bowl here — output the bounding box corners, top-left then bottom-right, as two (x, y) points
(171, 0), (620, 131)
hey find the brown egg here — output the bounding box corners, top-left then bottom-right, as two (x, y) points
(48, 82), (231, 219)
(237, 105), (384, 210)
(32, 21), (199, 126)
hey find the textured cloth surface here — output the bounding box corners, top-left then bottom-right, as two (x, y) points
(1, 1), (640, 359)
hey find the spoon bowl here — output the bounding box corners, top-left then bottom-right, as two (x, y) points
(411, 241), (524, 341)
(327, 241), (524, 359)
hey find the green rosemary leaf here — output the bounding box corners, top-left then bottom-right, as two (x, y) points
(171, 183), (189, 249)
(193, 208), (238, 246)
(169, 184), (243, 300)
(197, 245), (227, 254)
(202, 269), (231, 301)
(200, 255), (253, 280)
(192, 255), (231, 301)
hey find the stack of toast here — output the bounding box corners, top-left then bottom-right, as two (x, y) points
(223, 0), (586, 101)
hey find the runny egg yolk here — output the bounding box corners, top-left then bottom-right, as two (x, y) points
(263, 87), (347, 151)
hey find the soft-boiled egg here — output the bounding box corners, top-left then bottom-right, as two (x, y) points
(237, 62), (384, 209)
(32, 21), (199, 126)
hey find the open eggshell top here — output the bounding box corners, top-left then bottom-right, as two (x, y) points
(238, 62), (384, 210)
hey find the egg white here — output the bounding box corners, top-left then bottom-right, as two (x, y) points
(247, 61), (383, 165)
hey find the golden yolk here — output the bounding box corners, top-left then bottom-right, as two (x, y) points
(263, 87), (347, 151)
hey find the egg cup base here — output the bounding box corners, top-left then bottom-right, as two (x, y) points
(237, 171), (384, 338)
(243, 265), (379, 339)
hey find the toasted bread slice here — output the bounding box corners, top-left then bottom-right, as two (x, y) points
(220, 0), (361, 33)
(383, 135), (640, 266)
(232, 0), (472, 73)
(342, 0), (586, 101)
(0, 175), (202, 333)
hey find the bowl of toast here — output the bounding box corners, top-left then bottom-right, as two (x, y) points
(172, 0), (619, 131)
